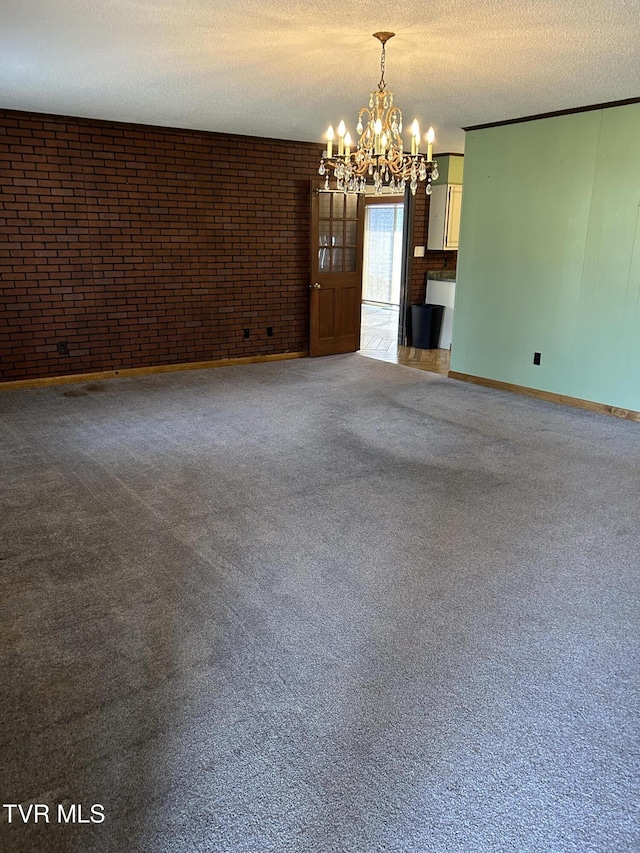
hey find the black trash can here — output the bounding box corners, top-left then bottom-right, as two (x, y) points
(411, 304), (445, 349)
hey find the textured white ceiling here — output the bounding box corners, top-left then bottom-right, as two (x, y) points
(1, 0), (639, 153)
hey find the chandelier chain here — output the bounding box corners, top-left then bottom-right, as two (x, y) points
(379, 43), (387, 91)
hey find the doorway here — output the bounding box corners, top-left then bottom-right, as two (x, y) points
(358, 197), (404, 363)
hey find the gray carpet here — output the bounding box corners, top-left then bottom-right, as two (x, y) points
(0, 354), (638, 853)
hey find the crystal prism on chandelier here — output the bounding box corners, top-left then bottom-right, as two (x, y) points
(319, 32), (438, 195)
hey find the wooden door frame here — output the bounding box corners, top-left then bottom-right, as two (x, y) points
(361, 194), (406, 312)
(398, 186), (415, 347)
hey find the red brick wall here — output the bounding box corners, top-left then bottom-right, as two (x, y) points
(0, 110), (323, 381)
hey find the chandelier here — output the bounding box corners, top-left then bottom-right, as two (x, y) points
(319, 32), (438, 195)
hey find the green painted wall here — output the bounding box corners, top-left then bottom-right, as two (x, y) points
(432, 154), (464, 185)
(451, 102), (640, 411)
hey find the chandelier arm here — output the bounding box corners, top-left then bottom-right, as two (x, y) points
(385, 152), (408, 177)
(349, 160), (370, 178)
(357, 107), (373, 148)
(387, 106), (403, 132)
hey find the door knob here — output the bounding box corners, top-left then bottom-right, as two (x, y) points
(312, 282), (321, 289)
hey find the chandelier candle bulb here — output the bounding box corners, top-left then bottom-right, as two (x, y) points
(374, 118), (382, 155)
(427, 126), (435, 161)
(326, 125), (334, 158)
(411, 119), (420, 155)
(337, 120), (346, 156)
(344, 132), (352, 158)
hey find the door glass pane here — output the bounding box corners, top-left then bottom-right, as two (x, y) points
(332, 195), (345, 219)
(331, 248), (343, 271)
(318, 247), (330, 271)
(345, 194), (358, 218)
(319, 192), (331, 218)
(345, 220), (357, 246)
(332, 222), (343, 246)
(318, 220), (331, 247)
(344, 248), (356, 272)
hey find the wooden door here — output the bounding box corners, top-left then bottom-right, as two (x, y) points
(310, 185), (365, 357)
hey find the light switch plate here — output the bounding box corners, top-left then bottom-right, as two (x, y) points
(414, 245), (426, 257)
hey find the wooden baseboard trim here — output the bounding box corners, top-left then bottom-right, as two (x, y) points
(0, 351), (308, 392)
(447, 371), (640, 422)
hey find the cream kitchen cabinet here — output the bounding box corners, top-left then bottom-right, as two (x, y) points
(427, 183), (463, 251)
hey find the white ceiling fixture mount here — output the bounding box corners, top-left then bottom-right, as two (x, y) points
(319, 32), (437, 195)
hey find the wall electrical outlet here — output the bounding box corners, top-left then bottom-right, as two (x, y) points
(267, 327), (273, 337)
(56, 341), (69, 356)
(533, 352), (541, 365)
(243, 329), (250, 339)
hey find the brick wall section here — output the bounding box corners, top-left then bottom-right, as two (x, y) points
(409, 188), (457, 305)
(0, 109), (324, 381)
